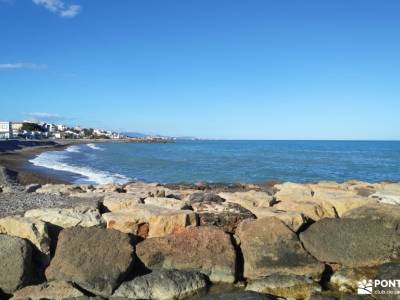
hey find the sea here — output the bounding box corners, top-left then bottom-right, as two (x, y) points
(28, 140), (400, 185)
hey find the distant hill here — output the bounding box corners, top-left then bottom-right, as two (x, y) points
(122, 132), (147, 138)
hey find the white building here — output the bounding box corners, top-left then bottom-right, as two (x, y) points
(57, 124), (67, 132)
(11, 122), (23, 136)
(0, 121), (12, 139)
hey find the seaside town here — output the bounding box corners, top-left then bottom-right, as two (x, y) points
(0, 120), (173, 142)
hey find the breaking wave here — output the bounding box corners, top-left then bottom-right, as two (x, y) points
(86, 143), (104, 151)
(29, 149), (130, 185)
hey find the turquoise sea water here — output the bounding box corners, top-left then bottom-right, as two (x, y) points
(29, 140), (400, 185)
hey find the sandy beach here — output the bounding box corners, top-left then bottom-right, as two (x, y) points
(0, 140), (86, 185)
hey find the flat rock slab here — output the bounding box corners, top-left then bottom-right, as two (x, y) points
(236, 217), (325, 280)
(103, 204), (197, 238)
(103, 193), (144, 211)
(10, 280), (85, 300)
(25, 206), (103, 228)
(218, 191), (274, 211)
(246, 274), (321, 300)
(144, 197), (189, 210)
(201, 291), (277, 300)
(136, 226), (237, 283)
(0, 235), (34, 294)
(300, 218), (400, 267)
(45, 227), (135, 297)
(112, 269), (208, 300)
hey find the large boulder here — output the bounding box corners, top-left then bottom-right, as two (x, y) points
(201, 291), (276, 300)
(249, 207), (307, 232)
(103, 205), (197, 238)
(275, 182), (378, 217)
(136, 226), (237, 283)
(0, 235), (34, 294)
(218, 191), (274, 211)
(0, 216), (51, 265)
(235, 217), (325, 280)
(45, 227), (135, 297)
(275, 182), (313, 202)
(343, 203), (400, 226)
(192, 201), (255, 233)
(24, 206), (103, 228)
(300, 218), (400, 267)
(112, 269), (208, 300)
(311, 187), (378, 216)
(10, 281), (86, 300)
(246, 274), (321, 299)
(103, 193), (143, 211)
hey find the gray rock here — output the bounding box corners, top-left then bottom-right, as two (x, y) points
(25, 206), (104, 228)
(45, 227), (135, 297)
(201, 291), (277, 300)
(300, 218), (400, 267)
(0, 235), (34, 294)
(246, 274), (321, 299)
(187, 192), (225, 204)
(112, 269), (208, 300)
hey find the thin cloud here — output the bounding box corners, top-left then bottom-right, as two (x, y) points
(0, 63), (47, 70)
(32, 0), (81, 18)
(25, 112), (73, 123)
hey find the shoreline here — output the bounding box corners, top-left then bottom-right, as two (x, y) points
(0, 139), (105, 185)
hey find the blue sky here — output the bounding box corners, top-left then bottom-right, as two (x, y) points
(0, 0), (399, 139)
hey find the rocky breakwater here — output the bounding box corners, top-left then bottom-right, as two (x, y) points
(0, 179), (399, 299)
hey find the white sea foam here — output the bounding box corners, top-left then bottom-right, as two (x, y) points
(86, 143), (104, 151)
(65, 145), (81, 153)
(29, 150), (130, 185)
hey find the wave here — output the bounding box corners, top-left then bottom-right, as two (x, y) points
(65, 145), (81, 153)
(29, 150), (130, 185)
(86, 143), (104, 151)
